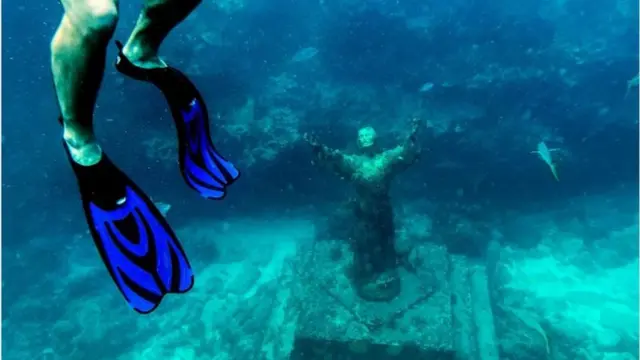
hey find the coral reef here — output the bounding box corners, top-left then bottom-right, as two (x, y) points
(3, 190), (638, 360)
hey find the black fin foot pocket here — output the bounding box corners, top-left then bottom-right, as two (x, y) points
(113, 40), (240, 200)
(63, 142), (194, 314)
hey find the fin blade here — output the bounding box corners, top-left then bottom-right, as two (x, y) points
(66, 147), (194, 314)
(87, 187), (194, 313)
(112, 47), (240, 200)
(212, 149), (240, 181)
(180, 98), (240, 199)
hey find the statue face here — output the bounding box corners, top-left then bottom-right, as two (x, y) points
(357, 127), (377, 149)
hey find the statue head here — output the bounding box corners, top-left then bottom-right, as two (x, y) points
(357, 126), (377, 151)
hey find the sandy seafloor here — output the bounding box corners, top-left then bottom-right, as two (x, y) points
(2, 189), (638, 360)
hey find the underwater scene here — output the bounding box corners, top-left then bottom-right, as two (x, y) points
(2, 0), (639, 359)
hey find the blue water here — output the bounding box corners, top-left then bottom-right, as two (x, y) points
(2, 0), (638, 359)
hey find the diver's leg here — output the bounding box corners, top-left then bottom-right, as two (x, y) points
(51, 0), (194, 314)
(121, 0), (201, 69)
(51, 0), (119, 165)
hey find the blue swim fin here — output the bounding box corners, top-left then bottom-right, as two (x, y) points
(63, 142), (194, 313)
(114, 41), (240, 200)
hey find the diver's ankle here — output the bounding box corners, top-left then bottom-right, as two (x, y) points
(63, 132), (103, 166)
(122, 39), (167, 69)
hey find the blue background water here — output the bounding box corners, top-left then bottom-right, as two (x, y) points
(2, 0), (638, 359)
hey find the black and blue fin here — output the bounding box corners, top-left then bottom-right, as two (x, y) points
(63, 141), (194, 314)
(114, 40), (240, 200)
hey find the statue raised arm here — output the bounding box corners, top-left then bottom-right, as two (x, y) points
(382, 117), (422, 176)
(303, 133), (355, 179)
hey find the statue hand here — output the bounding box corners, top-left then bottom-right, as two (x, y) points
(410, 117), (422, 136)
(303, 132), (320, 147)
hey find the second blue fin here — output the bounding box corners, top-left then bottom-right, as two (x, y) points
(114, 41), (240, 200)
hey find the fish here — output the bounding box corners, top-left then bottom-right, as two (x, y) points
(624, 74), (639, 99)
(419, 82), (435, 92)
(291, 47), (319, 63)
(154, 202), (172, 217)
(531, 141), (559, 181)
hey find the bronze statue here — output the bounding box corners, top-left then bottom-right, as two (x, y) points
(304, 118), (422, 301)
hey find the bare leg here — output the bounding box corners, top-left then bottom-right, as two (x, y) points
(51, 0), (119, 166)
(122, 0), (201, 69)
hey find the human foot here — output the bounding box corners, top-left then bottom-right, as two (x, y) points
(121, 40), (167, 70)
(63, 128), (102, 166)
